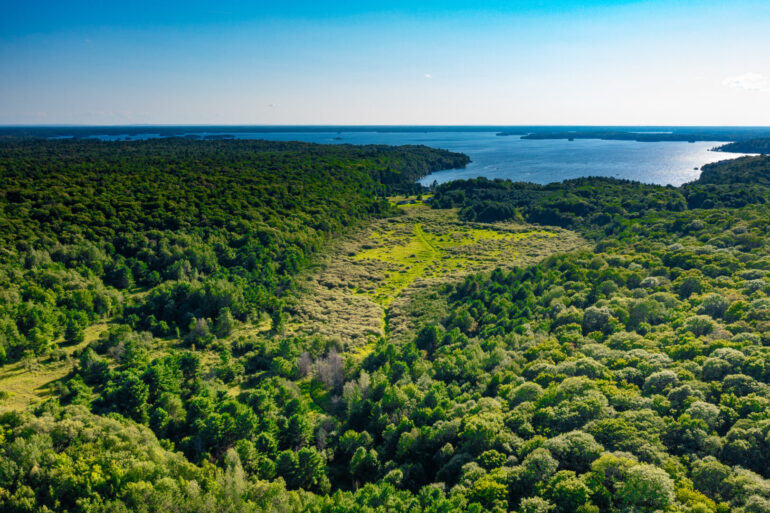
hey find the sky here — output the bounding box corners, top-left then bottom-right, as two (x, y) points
(2, 0), (770, 125)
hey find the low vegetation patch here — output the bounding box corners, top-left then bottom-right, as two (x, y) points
(289, 201), (585, 346)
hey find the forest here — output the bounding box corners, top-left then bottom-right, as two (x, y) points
(495, 129), (770, 146)
(0, 139), (467, 364)
(3, 139), (770, 513)
(714, 140), (770, 155)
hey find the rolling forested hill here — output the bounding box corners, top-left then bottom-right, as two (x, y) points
(3, 143), (770, 513)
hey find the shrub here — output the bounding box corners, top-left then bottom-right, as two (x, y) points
(699, 293), (729, 319)
(684, 316), (715, 337)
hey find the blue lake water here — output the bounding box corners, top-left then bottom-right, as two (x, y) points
(86, 131), (747, 186)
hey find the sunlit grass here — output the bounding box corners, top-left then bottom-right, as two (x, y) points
(290, 202), (586, 348)
(0, 323), (109, 411)
(355, 223), (437, 306)
(355, 219), (558, 308)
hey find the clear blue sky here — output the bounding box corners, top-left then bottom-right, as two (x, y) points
(2, 1), (769, 125)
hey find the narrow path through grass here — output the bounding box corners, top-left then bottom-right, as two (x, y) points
(356, 222), (440, 309)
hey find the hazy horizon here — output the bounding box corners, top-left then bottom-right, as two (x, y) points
(3, 124), (770, 129)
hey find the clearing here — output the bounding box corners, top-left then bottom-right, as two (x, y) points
(288, 200), (587, 349)
(0, 323), (108, 412)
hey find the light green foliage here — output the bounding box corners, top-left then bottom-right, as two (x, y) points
(617, 464), (675, 511)
(5, 143), (770, 512)
(291, 202), (585, 346)
(544, 470), (591, 513)
(0, 404), (308, 512)
(519, 496), (556, 513)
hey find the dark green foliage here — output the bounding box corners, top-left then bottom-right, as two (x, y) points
(431, 176), (688, 230)
(432, 158), (770, 235)
(680, 156), (770, 209)
(6, 141), (770, 512)
(0, 138), (465, 361)
(64, 318), (85, 345)
(715, 139), (770, 154)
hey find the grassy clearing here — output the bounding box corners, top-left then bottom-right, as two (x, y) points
(288, 202), (588, 347)
(356, 222), (560, 308)
(354, 215), (561, 310)
(231, 314), (272, 338)
(355, 223), (438, 307)
(387, 194), (433, 208)
(0, 323), (109, 411)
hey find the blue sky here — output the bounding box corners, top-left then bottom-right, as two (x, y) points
(2, 1), (769, 125)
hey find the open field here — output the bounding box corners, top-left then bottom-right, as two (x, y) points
(0, 323), (109, 411)
(288, 201), (587, 347)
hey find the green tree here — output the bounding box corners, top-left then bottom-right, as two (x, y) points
(215, 307), (235, 338)
(617, 464), (674, 512)
(64, 319), (85, 345)
(544, 471), (591, 513)
(350, 447), (380, 484)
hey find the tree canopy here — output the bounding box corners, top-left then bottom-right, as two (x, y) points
(3, 140), (770, 512)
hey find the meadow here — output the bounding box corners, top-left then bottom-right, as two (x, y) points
(289, 200), (585, 349)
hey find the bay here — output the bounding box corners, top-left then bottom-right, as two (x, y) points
(85, 130), (749, 186)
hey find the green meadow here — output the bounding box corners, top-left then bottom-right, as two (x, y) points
(289, 200), (586, 347)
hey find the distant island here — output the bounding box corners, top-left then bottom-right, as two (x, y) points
(5, 125), (770, 143)
(713, 138), (770, 154)
(496, 128), (770, 149)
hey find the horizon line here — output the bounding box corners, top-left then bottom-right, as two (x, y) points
(3, 124), (770, 128)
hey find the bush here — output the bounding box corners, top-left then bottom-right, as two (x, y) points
(684, 316), (715, 337)
(679, 277), (703, 299)
(617, 464), (674, 512)
(699, 293), (729, 319)
(582, 307), (613, 335)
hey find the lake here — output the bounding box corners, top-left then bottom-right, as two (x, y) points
(84, 130), (747, 186)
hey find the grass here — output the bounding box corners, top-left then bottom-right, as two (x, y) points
(348, 340), (378, 362)
(355, 223), (438, 307)
(232, 313), (273, 338)
(288, 202), (588, 347)
(0, 323), (109, 411)
(355, 218), (560, 309)
(387, 194), (433, 208)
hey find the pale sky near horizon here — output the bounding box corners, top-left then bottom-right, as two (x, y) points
(2, 1), (770, 125)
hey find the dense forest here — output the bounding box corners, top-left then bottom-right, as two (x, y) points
(715, 139), (770, 155)
(496, 129), (770, 145)
(0, 139), (467, 365)
(430, 156), (770, 227)
(3, 140), (770, 512)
